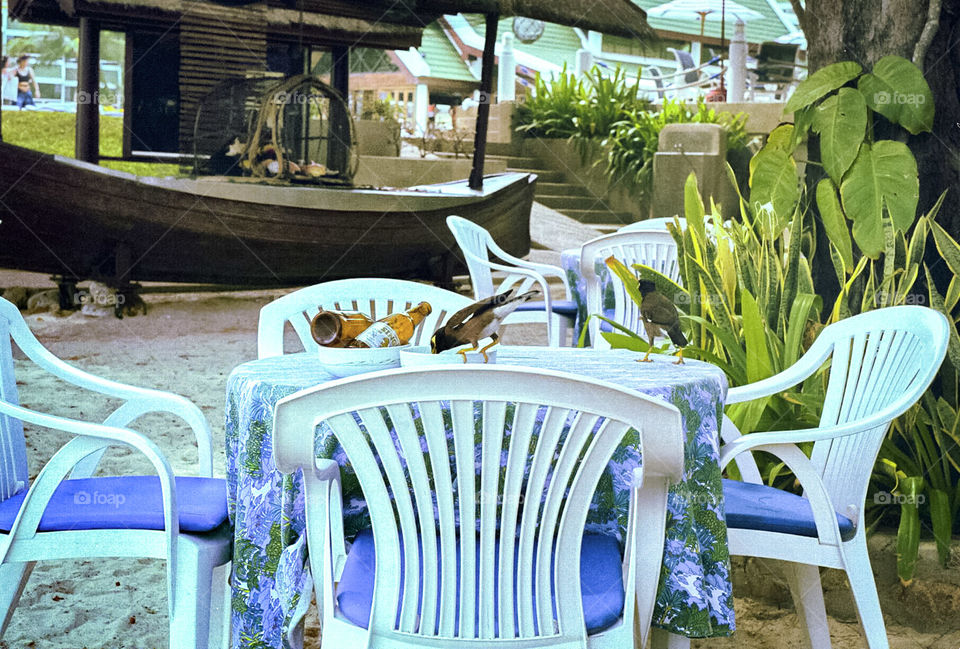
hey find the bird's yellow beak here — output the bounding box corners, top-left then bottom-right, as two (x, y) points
(430, 332), (438, 354)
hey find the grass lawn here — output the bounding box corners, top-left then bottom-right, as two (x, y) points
(1, 111), (183, 177)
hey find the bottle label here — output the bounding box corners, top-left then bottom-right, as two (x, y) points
(354, 321), (402, 348)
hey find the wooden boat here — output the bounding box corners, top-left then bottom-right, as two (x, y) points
(0, 141), (534, 287)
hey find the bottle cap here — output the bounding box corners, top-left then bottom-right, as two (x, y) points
(311, 311), (341, 345)
(417, 301), (433, 315)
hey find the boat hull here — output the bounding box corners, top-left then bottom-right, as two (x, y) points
(0, 143), (534, 286)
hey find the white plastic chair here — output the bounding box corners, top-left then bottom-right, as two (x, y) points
(447, 215), (577, 347)
(257, 278), (473, 359)
(272, 365), (685, 649)
(719, 306), (949, 649)
(0, 298), (231, 648)
(618, 217), (687, 233)
(579, 230), (682, 350)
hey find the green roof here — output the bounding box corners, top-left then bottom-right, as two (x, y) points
(633, 0), (794, 45)
(419, 22), (478, 82)
(464, 14), (584, 70)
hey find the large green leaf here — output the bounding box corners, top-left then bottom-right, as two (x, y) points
(785, 61), (862, 113)
(839, 141), (919, 257)
(741, 290), (773, 383)
(749, 148), (799, 218)
(858, 55), (934, 134)
(812, 88), (867, 183)
(816, 178), (854, 271)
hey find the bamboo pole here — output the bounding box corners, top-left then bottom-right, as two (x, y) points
(469, 12), (498, 191)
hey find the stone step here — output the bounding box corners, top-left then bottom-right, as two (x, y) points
(561, 209), (636, 225)
(508, 168), (566, 183)
(488, 155), (545, 169)
(535, 194), (606, 211)
(536, 182), (599, 197)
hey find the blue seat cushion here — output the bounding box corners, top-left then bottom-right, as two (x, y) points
(723, 479), (856, 541)
(0, 476), (229, 534)
(337, 528), (624, 635)
(514, 300), (579, 318)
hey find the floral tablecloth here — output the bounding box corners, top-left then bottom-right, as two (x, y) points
(224, 347), (735, 648)
(562, 248), (616, 345)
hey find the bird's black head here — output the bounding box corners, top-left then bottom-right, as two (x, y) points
(637, 279), (657, 296)
(430, 329), (455, 354)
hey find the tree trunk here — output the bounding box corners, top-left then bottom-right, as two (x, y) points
(804, 0), (960, 290)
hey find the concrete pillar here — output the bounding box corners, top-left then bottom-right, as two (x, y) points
(575, 48), (593, 77)
(497, 32), (516, 103)
(414, 83), (429, 136)
(728, 20), (747, 102)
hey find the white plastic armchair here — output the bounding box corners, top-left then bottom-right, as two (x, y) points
(579, 230), (682, 350)
(257, 278), (473, 359)
(272, 365), (685, 649)
(718, 306), (949, 649)
(0, 297), (231, 649)
(447, 215), (576, 346)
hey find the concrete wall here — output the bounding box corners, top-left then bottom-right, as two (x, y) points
(354, 156), (507, 187)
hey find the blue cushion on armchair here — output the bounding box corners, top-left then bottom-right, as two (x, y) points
(723, 478), (856, 541)
(0, 476), (228, 534)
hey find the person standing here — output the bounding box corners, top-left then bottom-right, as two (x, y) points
(14, 55), (40, 109)
(1, 56), (18, 105)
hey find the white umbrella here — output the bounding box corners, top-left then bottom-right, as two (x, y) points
(646, 0), (763, 36)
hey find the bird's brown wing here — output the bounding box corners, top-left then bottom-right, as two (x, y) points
(446, 296), (498, 331)
(640, 293), (680, 326)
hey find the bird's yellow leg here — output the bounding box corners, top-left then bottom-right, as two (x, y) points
(458, 341), (479, 363)
(673, 347), (685, 365)
(477, 333), (499, 363)
(636, 337), (655, 362)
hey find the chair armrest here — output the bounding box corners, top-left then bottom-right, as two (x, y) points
(482, 240), (573, 298)
(10, 321), (213, 475)
(0, 400), (181, 599)
(722, 442), (847, 547)
(719, 405), (899, 467)
(103, 397), (213, 476)
(726, 335), (833, 404)
(304, 459), (346, 627)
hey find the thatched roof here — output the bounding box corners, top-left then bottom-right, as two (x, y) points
(12, 0), (654, 42)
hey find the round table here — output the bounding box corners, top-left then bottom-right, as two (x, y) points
(224, 347), (736, 649)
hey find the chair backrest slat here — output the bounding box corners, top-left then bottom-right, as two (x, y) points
(257, 279), (473, 358)
(361, 407), (422, 632)
(273, 366), (685, 644)
(386, 402), (440, 633)
(478, 400), (507, 639)
(418, 400), (459, 636)
(496, 401), (539, 638)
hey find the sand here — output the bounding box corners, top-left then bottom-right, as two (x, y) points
(0, 206), (957, 648)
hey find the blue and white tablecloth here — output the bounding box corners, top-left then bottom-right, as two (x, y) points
(224, 347), (735, 648)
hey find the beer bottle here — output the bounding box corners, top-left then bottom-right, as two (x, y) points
(310, 310), (374, 347)
(353, 302), (433, 348)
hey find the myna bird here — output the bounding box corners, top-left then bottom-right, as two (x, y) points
(637, 279), (687, 364)
(430, 288), (538, 362)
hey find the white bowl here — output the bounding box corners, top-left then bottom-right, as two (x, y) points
(399, 344), (497, 366)
(316, 344), (408, 378)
